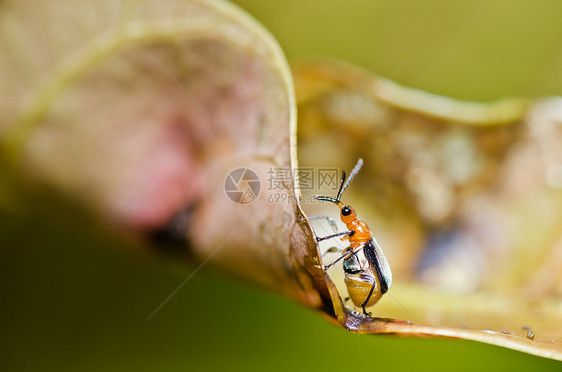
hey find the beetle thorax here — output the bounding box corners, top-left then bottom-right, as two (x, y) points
(346, 219), (371, 246)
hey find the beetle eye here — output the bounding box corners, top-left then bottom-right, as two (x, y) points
(342, 206), (352, 216)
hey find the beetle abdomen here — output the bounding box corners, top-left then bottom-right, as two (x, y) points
(344, 274), (383, 308)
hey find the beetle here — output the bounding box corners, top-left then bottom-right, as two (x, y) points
(313, 158), (392, 316)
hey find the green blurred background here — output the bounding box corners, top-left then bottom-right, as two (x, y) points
(2, 0), (562, 370)
(234, 0), (562, 101)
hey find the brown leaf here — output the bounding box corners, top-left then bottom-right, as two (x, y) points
(0, 0), (328, 313)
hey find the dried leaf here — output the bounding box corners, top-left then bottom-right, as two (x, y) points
(2, 0), (562, 362)
(0, 0), (327, 312)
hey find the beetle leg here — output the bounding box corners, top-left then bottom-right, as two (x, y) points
(323, 246), (351, 270)
(360, 281), (377, 316)
(323, 243), (365, 270)
(316, 230), (354, 242)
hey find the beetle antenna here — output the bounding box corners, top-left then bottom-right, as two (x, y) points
(314, 196), (339, 203)
(337, 158), (363, 201)
(335, 171), (347, 202)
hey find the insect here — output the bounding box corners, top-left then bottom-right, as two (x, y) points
(313, 158), (392, 316)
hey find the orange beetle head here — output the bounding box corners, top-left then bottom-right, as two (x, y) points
(339, 203), (357, 224)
